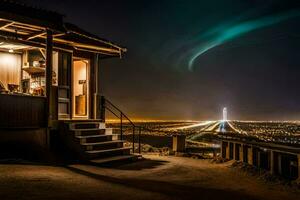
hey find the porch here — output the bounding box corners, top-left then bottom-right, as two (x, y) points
(0, 1), (134, 163)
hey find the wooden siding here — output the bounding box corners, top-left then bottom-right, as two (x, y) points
(0, 94), (46, 128)
(0, 52), (22, 89)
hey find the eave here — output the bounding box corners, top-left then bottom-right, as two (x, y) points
(0, 16), (126, 57)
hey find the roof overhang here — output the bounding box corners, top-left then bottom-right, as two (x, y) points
(0, 1), (126, 57)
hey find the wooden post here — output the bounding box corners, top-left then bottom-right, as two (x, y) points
(297, 154), (300, 182)
(244, 145), (249, 163)
(242, 145), (247, 163)
(99, 95), (106, 122)
(93, 53), (100, 119)
(257, 150), (261, 168)
(239, 144), (244, 162)
(229, 142), (235, 160)
(221, 141), (226, 158)
(233, 143), (236, 160)
(270, 151), (275, 175)
(220, 141), (223, 158)
(138, 126), (141, 154)
(132, 126), (135, 153)
(46, 29), (53, 127)
(226, 142), (230, 159)
(278, 154), (282, 175)
(172, 135), (186, 152)
(248, 146), (253, 165)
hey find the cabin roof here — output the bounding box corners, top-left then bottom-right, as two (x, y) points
(63, 23), (126, 56)
(0, 0), (126, 56)
(0, 0), (65, 31)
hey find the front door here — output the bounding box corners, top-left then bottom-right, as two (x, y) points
(73, 58), (90, 119)
(58, 52), (71, 119)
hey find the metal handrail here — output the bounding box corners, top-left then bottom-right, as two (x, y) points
(101, 96), (141, 154)
(105, 98), (135, 126)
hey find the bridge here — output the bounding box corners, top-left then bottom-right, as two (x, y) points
(186, 120), (300, 181)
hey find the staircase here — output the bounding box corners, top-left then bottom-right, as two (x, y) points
(60, 120), (137, 164)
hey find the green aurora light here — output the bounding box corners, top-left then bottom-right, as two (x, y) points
(188, 9), (300, 71)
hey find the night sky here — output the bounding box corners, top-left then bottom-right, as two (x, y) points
(21, 0), (300, 121)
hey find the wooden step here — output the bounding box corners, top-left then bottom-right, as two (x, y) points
(68, 122), (105, 130)
(85, 147), (131, 159)
(90, 155), (139, 165)
(81, 140), (124, 151)
(61, 120), (139, 163)
(72, 129), (106, 136)
(76, 134), (115, 143)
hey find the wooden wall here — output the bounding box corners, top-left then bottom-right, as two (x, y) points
(0, 52), (21, 89)
(0, 94), (46, 128)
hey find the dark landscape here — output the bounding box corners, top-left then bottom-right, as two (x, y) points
(0, 0), (300, 199)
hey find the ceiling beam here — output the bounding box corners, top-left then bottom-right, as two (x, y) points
(31, 34), (121, 54)
(0, 22), (14, 30)
(11, 24), (41, 32)
(0, 27), (29, 35)
(39, 48), (46, 59)
(0, 35), (45, 48)
(53, 37), (121, 54)
(69, 30), (126, 52)
(25, 31), (46, 40)
(0, 17), (47, 31)
(53, 33), (66, 38)
(73, 46), (119, 56)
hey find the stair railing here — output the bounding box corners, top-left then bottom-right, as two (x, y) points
(101, 96), (141, 154)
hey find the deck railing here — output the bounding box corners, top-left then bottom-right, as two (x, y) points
(101, 96), (141, 154)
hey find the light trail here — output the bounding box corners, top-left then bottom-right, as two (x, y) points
(205, 121), (221, 132)
(168, 121), (214, 130)
(186, 140), (220, 148)
(227, 121), (247, 134)
(186, 119), (300, 146)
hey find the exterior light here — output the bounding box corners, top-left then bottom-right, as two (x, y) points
(8, 49), (14, 53)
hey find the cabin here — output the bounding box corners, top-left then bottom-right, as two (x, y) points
(0, 1), (136, 163)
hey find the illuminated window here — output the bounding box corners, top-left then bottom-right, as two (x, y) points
(0, 42), (58, 97)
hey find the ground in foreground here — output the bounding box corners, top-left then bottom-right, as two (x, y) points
(0, 155), (299, 200)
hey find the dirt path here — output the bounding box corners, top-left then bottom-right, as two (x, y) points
(0, 155), (299, 200)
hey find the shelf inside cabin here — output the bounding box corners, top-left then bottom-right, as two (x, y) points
(22, 67), (45, 75)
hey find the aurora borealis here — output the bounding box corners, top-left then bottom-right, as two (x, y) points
(20, 0), (300, 120)
(187, 9), (300, 71)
